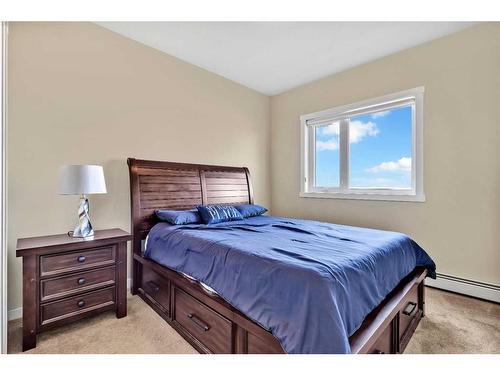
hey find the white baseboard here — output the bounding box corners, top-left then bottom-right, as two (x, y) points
(426, 273), (500, 303)
(8, 278), (133, 322)
(8, 307), (22, 321)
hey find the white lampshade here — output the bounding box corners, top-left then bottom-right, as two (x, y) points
(59, 165), (107, 195)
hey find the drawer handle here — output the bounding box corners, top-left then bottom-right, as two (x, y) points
(403, 301), (417, 316)
(77, 256), (86, 263)
(147, 281), (160, 293)
(187, 313), (210, 332)
(373, 349), (385, 354)
(77, 300), (85, 308)
(77, 278), (86, 285)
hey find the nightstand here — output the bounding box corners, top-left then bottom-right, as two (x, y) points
(16, 228), (132, 351)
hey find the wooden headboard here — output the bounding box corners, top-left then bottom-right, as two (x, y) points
(127, 158), (254, 256)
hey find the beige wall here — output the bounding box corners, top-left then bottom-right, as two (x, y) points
(7, 22), (500, 313)
(7, 22), (271, 311)
(271, 23), (500, 285)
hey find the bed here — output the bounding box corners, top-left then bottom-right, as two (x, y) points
(128, 158), (435, 354)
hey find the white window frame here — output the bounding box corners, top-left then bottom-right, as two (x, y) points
(300, 87), (425, 202)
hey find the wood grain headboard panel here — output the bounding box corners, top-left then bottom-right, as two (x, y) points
(127, 158), (254, 256)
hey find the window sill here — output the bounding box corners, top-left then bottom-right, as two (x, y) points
(299, 191), (426, 202)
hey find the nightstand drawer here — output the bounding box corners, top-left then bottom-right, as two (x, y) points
(40, 287), (115, 327)
(40, 246), (116, 277)
(41, 266), (116, 302)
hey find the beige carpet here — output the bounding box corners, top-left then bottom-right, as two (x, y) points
(8, 294), (197, 354)
(8, 287), (500, 354)
(405, 287), (500, 353)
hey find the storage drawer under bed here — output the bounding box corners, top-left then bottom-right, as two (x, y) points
(398, 283), (422, 352)
(173, 287), (232, 353)
(399, 284), (420, 338)
(369, 319), (395, 354)
(140, 266), (171, 314)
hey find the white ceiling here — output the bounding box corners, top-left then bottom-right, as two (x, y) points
(96, 22), (475, 96)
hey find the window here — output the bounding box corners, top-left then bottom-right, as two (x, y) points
(300, 87), (424, 201)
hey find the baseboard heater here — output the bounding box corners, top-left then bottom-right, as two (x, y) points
(426, 273), (500, 303)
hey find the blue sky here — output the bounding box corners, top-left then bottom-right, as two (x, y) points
(315, 106), (412, 188)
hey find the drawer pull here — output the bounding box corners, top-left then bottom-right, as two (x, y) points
(77, 300), (85, 308)
(373, 349), (385, 354)
(77, 256), (86, 263)
(403, 301), (417, 316)
(187, 313), (210, 332)
(147, 281), (160, 293)
(77, 278), (86, 285)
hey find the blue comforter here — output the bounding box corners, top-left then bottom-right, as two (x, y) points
(145, 215), (435, 353)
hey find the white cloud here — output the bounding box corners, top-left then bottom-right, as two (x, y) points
(367, 157), (411, 173)
(320, 120), (379, 144)
(316, 139), (339, 151)
(349, 120), (379, 143)
(371, 110), (391, 119)
(320, 123), (340, 136)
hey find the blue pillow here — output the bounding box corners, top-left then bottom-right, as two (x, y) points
(196, 205), (244, 225)
(155, 209), (201, 225)
(234, 204), (268, 218)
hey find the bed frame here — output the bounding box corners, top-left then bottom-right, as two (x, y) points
(128, 158), (427, 354)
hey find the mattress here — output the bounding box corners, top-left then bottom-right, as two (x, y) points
(142, 236), (219, 296)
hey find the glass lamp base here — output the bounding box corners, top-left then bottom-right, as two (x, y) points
(72, 195), (94, 238)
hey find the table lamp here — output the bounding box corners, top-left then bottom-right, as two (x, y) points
(58, 165), (107, 238)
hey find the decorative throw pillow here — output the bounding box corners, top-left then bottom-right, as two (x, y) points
(155, 209), (201, 225)
(196, 205), (244, 225)
(234, 204), (268, 218)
